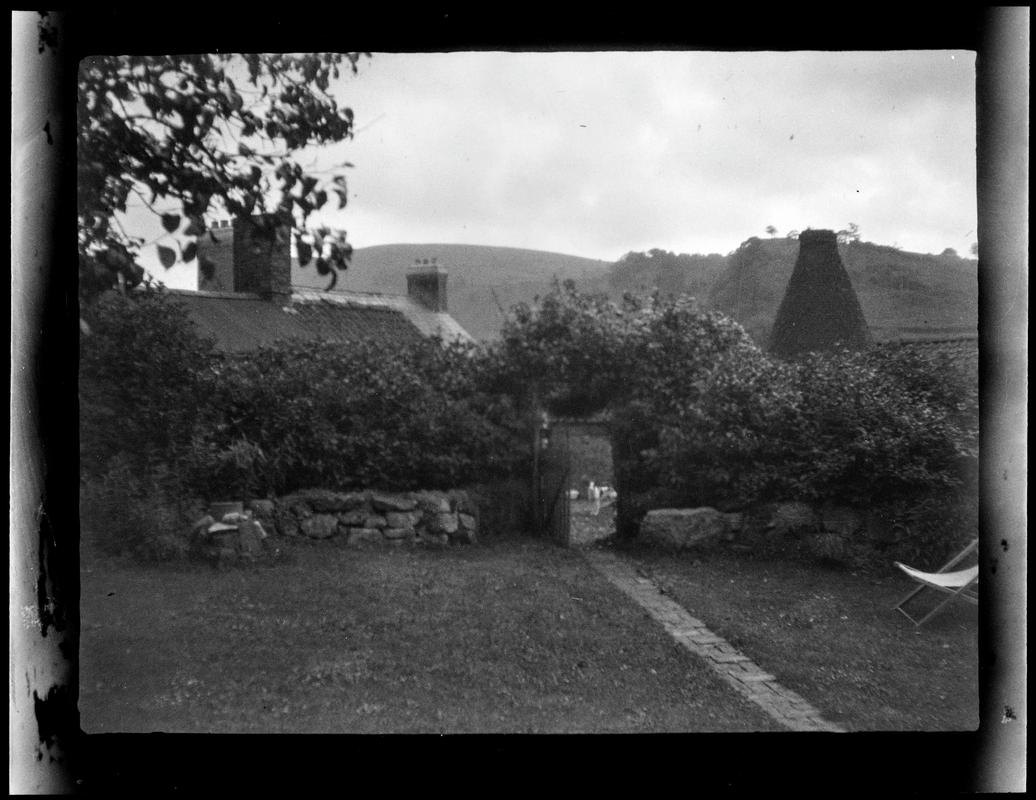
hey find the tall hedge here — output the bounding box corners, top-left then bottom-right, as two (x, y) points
(649, 345), (978, 509)
(79, 288), (527, 557)
(79, 286), (216, 479)
(190, 337), (525, 498)
(488, 281), (977, 543)
(79, 287), (218, 557)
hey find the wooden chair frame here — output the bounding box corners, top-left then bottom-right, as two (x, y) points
(892, 538), (979, 627)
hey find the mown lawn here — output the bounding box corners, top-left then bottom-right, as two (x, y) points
(79, 537), (783, 734)
(620, 543), (979, 731)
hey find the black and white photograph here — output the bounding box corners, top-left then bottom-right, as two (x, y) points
(10, 9), (1027, 794)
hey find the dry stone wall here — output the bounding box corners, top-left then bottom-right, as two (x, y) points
(248, 488), (479, 549)
(637, 501), (906, 563)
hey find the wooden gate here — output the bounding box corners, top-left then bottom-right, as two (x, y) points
(534, 420), (572, 546)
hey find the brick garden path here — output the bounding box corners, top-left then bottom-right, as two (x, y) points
(570, 502), (845, 732)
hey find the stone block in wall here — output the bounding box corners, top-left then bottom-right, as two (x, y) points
(451, 515), (477, 544)
(364, 514), (388, 530)
(297, 489), (369, 513)
(385, 511), (421, 529)
(412, 490), (451, 514)
(300, 514), (338, 539)
(210, 532), (238, 550)
(274, 516), (299, 537)
(383, 526), (416, 541)
(247, 499), (276, 520)
(640, 508), (737, 550)
(237, 521), (265, 559)
(338, 510), (369, 527)
(766, 502), (817, 533)
(346, 528), (385, 546)
(370, 492), (417, 513)
(428, 512), (459, 535)
(447, 489), (475, 514)
(273, 494), (314, 537)
(418, 530), (450, 547)
(215, 546), (238, 569)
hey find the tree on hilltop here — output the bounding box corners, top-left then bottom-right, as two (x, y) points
(78, 53), (367, 300)
(836, 222), (861, 245)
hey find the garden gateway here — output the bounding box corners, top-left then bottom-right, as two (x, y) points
(80, 217), (977, 572)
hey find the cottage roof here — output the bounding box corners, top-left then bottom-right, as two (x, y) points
(169, 287), (472, 354)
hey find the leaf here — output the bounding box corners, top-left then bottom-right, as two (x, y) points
(239, 142), (254, 157)
(315, 257), (330, 276)
(184, 216), (206, 237)
(161, 214), (181, 233)
(157, 245), (176, 269)
(297, 239), (312, 267)
(182, 242), (198, 263)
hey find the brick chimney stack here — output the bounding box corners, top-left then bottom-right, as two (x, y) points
(196, 214), (292, 304)
(196, 221), (234, 292)
(406, 258), (449, 312)
(232, 214), (292, 303)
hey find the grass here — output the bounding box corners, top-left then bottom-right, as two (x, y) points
(79, 536), (783, 734)
(618, 542), (979, 731)
(80, 501), (978, 736)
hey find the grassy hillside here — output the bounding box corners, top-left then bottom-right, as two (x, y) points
(292, 243), (610, 340)
(708, 237), (978, 345)
(291, 239), (977, 344)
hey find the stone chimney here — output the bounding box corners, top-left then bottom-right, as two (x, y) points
(196, 221), (234, 292)
(197, 214), (292, 303)
(406, 258), (449, 312)
(769, 228), (871, 358)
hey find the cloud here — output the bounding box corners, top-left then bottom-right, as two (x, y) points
(134, 49), (978, 286)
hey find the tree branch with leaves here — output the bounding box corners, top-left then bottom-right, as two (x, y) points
(77, 53), (368, 299)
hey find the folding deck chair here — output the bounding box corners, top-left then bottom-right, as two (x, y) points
(892, 538), (979, 627)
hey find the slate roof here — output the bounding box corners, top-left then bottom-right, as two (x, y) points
(874, 334), (979, 385)
(169, 287), (472, 354)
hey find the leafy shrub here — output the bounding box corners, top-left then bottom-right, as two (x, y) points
(79, 286), (216, 480)
(650, 346), (977, 511)
(79, 288), (217, 560)
(874, 490), (979, 568)
(79, 287), (525, 554)
(190, 337), (525, 497)
(862, 344), (978, 442)
(80, 455), (198, 561)
(490, 280), (755, 419)
(488, 281), (763, 537)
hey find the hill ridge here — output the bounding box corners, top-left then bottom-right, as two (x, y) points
(292, 238), (977, 343)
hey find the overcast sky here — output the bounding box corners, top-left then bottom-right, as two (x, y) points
(138, 50), (978, 288)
